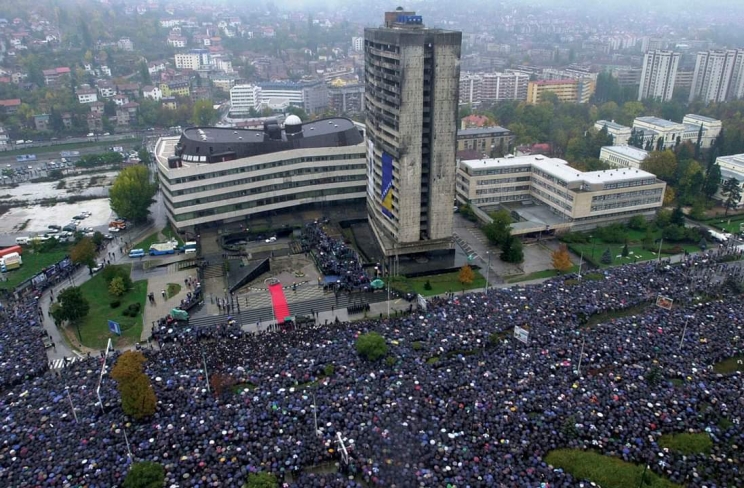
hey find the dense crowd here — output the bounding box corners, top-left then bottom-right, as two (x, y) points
(0, 252), (743, 487)
(0, 297), (47, 390)
(301, 222), (370, 291)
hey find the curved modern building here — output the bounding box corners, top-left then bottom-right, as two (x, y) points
(154, 117), (367, 231)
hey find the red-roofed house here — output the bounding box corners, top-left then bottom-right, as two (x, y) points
(461, 114), (491, 129)
(0, 98), (21, 114)
(42, 67), (71, 86)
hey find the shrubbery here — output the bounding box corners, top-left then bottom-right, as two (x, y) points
(356, 332), (388, 361)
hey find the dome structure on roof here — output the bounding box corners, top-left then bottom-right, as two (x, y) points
(284, 115), (302, 126)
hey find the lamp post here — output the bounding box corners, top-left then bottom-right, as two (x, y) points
(590, 235), (596, 261)
(484, 251), (491, 292)
(657, 237), (664, 263)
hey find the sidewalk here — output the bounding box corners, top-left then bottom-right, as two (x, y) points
(141, 270), (196, 341)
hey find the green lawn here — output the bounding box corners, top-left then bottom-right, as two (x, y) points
(134, 226), (184, 251)
(166, 283), (181, 299)
(713, 355), (744, 374)
(706, 216), (744, 234)
(545, 449), (681, 488)
(392, 269), (487, 297)
(507, 265), (580, 283)
(76, 265), (147, 349)
(0, 248), (70, 291)
(658, 433), (712, 455)
(582, 302), (651, 329)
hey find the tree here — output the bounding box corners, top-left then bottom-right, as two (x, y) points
(551, 244), (572, 272)
(641, 150), (677, 182)
(109, 165), (157, 224)
(482, 210), (512, 247)
(244, 472), (278, 488)
(703, 164), (722, 201)
(70, 237), (97, 270)
(92, 231), (104, 247)
(191, 99), (217, 126)
(109, 276), (126, 297)
(722, 177), (742, 216)
(356, 332), (388, 361)
(137, 148), (151, 165)
(621, 242), (629, 258)
(111, 351), (157, 420)
(500, 234), (524, 263)
(663, 186), (676, 206)
(57, 287), (90, 324)
(49, 302), (65, 325)
(458, 264), (475, 285)
(122, 461), (165, 488)
(670, 206), (685, 227)
(600, 248), (613, 265)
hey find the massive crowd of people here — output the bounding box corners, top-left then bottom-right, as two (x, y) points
(301, 222), (370, 291)
(0, 251), (743, 487)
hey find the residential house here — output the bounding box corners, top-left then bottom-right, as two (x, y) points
(117, 83), (140, 99)
(116, 102), (139, 126)
(160, 80), (190, 97)
(113, 94), (129, 106)
(0, 98), (21, 114)
(76, 88), (98, 104)
(167, 35), (187, 48)
(148, 61), (166, 76)
(142, 85), (162, 101)
(42, 66), (70, 86)
(33, 113), (49, 131)
(97, 81), (116, 98)
(117, 37), (133, 51)
(90, 101), (105, 115)
(161, 97), (178, 110)
(0, 126), (9, 146)
(61, 112), (73, 129)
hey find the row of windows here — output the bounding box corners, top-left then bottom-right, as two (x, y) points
(475, 185), (530, 195)
(470, 166), (531, 176)
(173, 187), (364, 222)
(592, 188), (663, 202)
(168, 164), (366, 196)
(475, 176), (531, 186)
(603, 178), (658, 190)
(602, 154), (643, 167)
(163, 153), (366, 185)
(532, 178), (573, 202)
(169, 175), (367, 209)
(533, 169), (568, 188)
(591, 197), (662, 212)
(532, 188), (573, 212)
(473, 194), (531, 205)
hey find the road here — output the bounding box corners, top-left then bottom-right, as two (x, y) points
(38, 180), (167, 364)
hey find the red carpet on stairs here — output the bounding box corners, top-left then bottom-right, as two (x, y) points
(268, 283), (290, 323)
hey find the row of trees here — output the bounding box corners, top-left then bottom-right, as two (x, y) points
(109, 165), (158, 224)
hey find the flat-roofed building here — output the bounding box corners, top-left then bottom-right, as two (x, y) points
(526, 78), (595, 104)
(456, 126), (513, 157)
(599, 145), (649, 169)
(154, 117), (367, 231)
(594, 120), (632, 146)
(713, 153), (744, 208)
(456, 154), (665, 232)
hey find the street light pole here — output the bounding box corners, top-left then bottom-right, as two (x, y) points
(679, 316), (690, 351)
(657, 238), (664, 263)
(201, 347), (211, 393)
(65, 387), (78, 423)
(484, 251), (491, 292)
(576, 336), (586, 377)
(590, 235), (595, 261)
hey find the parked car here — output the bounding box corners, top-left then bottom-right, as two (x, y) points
(108, 227), (121, 233)
(265, 236), (277, 243)
(72, 215), (86, 220)
(103, 234), (115, 240)
(91, 263), (104, 273)
(48, 224), (61, 230)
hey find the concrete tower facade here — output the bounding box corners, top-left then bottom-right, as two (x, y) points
(364, 9), (462, 257)
(638, 50), (679, 101)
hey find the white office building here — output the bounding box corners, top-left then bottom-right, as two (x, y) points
(599, 146), (649, 169)
(352, 36), (364, 52)
(456, 155), (666, 232)
(175, 53), (200, 70)
(594, 120), (632, 146)
(713, 153), (744, 208)
(638, 50), (679, 101)
(230, 84), (262, 114)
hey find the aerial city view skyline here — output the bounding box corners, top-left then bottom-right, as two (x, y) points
(0, 0), (743, 487)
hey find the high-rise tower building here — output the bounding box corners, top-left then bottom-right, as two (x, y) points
(364, 8), (462, 257)
(689, 50), (737, 103)
(638, 50), (679, 101)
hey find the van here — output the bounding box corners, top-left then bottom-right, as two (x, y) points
(128, 249), (145, 258)
(15, 237), (29, 245)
